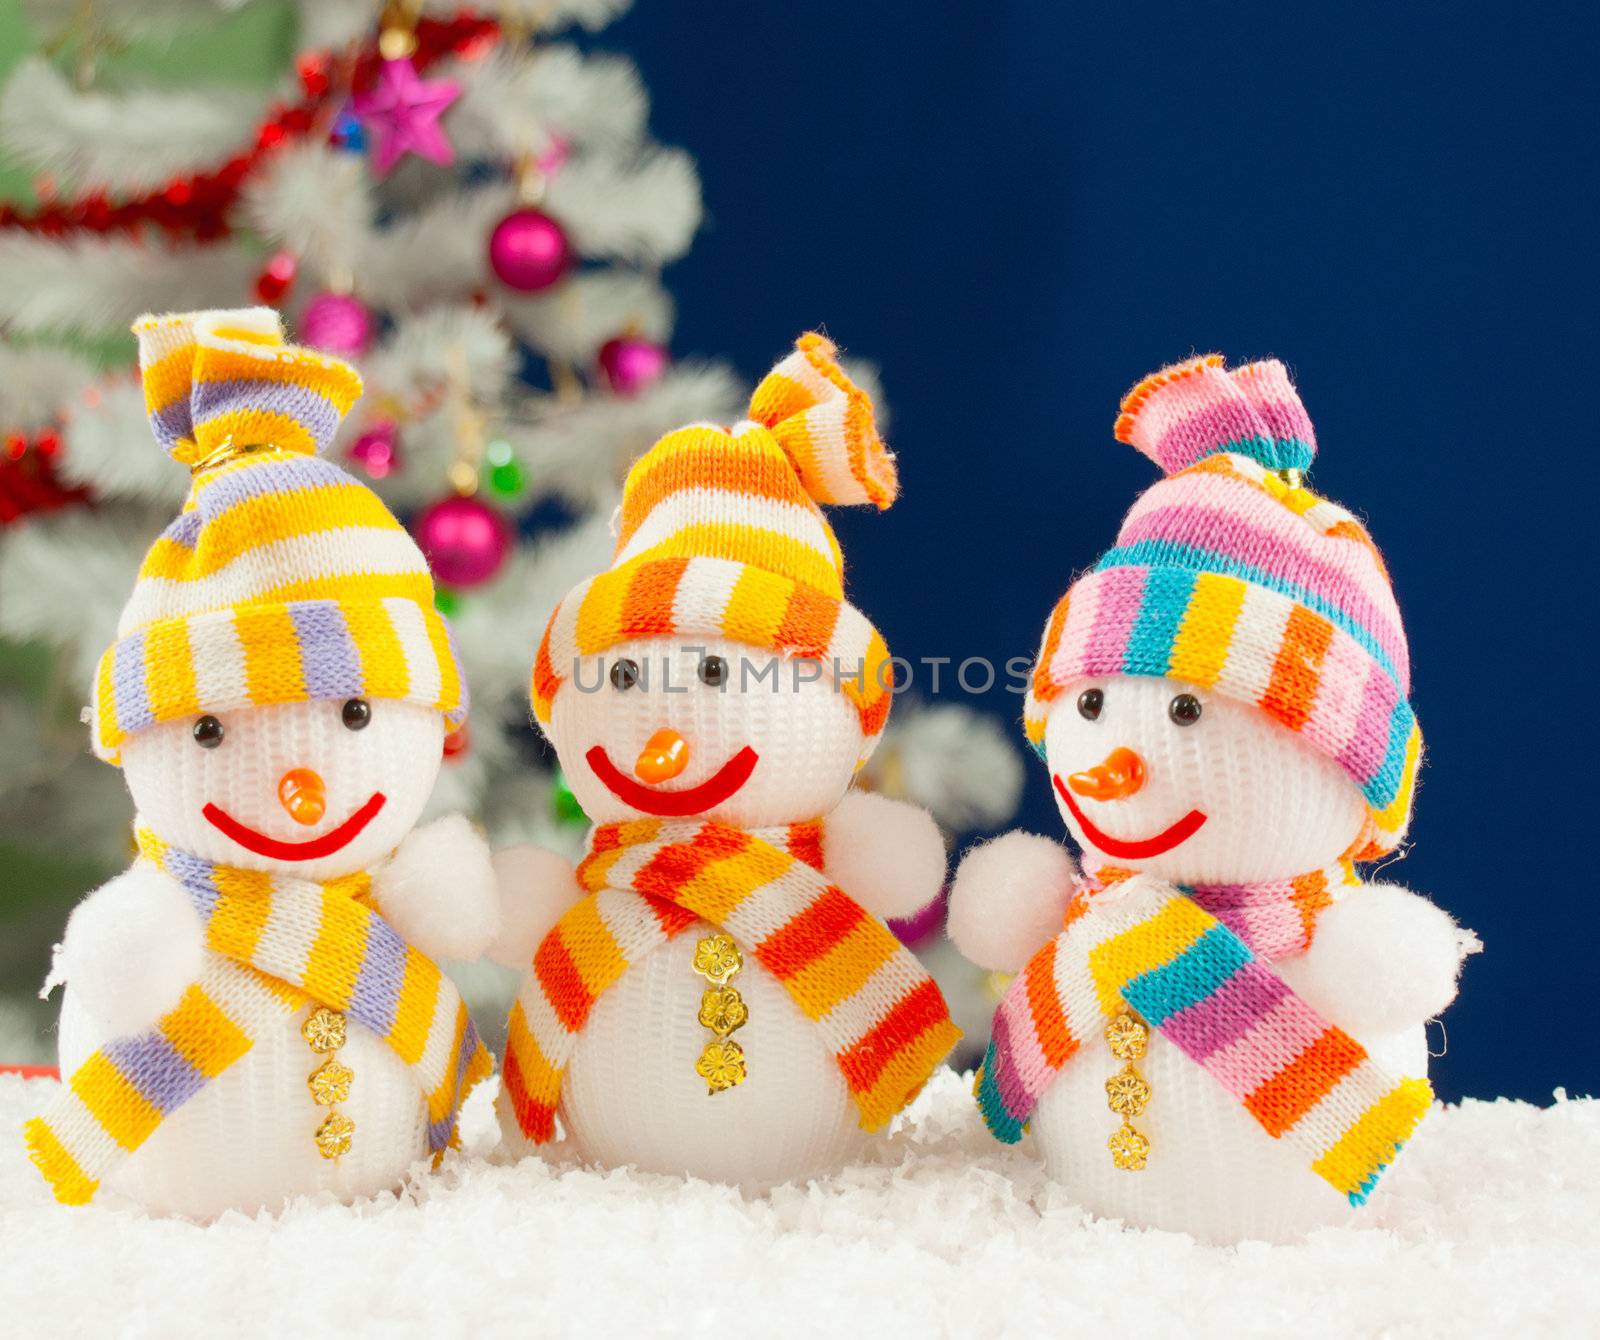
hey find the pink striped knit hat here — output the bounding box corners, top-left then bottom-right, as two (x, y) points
(1024, 355), (1419, 859)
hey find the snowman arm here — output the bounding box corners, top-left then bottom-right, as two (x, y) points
(372, 814), (501, 962)
(1285, 883), (1478, 1036)
(51, 865), (205, 1036)
(820, 790), (947, 922)
(486, 844), (586, 970)
(948, 831), (1080, 973)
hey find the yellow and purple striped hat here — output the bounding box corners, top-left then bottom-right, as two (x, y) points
(531, 334), (897, 756)
(1025, 356), (1420, 858)
(89, 308), (465, 763)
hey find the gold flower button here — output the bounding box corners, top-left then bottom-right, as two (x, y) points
(302, 1006), (348, 1054)
(1105, 1063), (1152, 1117)
(314, 1111), (356, 1160)
(1107, 1122), (1150, 1171)
(1105, 1012), (1148, 1061)
(695, 1038), (747, 1093)
(698, 985), (749, 1036)
(308, 1058), (355, 1106)
(692, 933), (743, 986)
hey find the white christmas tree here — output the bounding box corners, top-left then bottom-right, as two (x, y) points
(0, 0), (745, 859)
(0, 0), (1022, 1054)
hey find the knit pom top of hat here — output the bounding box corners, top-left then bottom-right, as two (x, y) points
(1115, 354), (1318, 478)
(532, 334), (898, 747)
(1024, 355), (1420, 859)
(139, 307), (364, 468)
(89, 308), (466, 763)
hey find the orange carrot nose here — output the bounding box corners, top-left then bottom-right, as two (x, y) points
(1067, 747), (1147, 801)
(278, 768), (327, 826)
(635, 729), (689, 783)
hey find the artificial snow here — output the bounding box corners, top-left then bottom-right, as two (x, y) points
(0, 1069), (1593, 1337)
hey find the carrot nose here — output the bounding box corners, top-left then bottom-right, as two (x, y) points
(278, 768), (327, 826)
(635, 729), (689, 783)
(1067, 747), (1146, 801)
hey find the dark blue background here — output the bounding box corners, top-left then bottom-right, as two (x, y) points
(610, 2), (1599, 1103)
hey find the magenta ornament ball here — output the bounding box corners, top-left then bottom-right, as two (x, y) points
(488, 208), (572, 292)
(412, 494), (511, 589)
(348, 419), (398, 479)
(887, 890), (948, 947)
(301, 291), (374, 356)
(597, 335), (668, 397)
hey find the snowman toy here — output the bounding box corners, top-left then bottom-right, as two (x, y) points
(26, 309), (498, 1217)
(494, 334), (961, 1190)
(949, 356), (1474, 1244)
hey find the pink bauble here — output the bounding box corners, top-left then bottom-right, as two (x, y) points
(301, 291), (374, 356)
(412, 494), (510, 588)
(488, 208), (572, 292)
(253, 250), (298, 305)
(598, 335), (668, 397)
(348, 419), (399, 479)
(888, 890), (948, 947)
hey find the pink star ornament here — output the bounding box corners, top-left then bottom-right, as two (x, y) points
(352, 58), (461, 176)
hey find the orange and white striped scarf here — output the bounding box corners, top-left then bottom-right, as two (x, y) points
(501, 818), (960, 1142)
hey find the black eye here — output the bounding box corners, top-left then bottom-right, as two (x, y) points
(610, 658), (639, 690)
(192, 715), (224, 748)
(1168, 693), (1203, 726)
(341, 698), (371, 731)
(698, 655), (728, 688)
(1076, 688), (1104, 721)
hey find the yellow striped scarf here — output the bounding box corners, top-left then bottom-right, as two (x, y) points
(25, 829), (492, 1205)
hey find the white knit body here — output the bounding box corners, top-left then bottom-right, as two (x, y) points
(53, 700), (471, 1219)
(58, 981), (429, 1218)
(519, 636), (923, 1189)
(557, 926), (865, 1189)
(1019, 677), (1455, 1244)
(1030, 956), (1428, 1245)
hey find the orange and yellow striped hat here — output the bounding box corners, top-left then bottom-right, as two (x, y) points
(531, 334), (898, 755)
(89, 308), (465, 763)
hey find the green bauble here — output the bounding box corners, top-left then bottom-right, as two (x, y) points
(486, 438), (526, 497)
(552, 769), (587, 826)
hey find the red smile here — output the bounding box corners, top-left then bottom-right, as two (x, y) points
(1053, 775), (1207, 860)
(202, 793), (388, 861)
(586, 745), (758, 817)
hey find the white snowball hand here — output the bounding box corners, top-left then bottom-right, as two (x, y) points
(487, 845), (585, 969)
(948, 831), (1080, 972)
(372, 814), (500, 961)
(1289, 884), (1474, 1036)
(53, 866), (204, 1035)
(822, 790), (946, 922)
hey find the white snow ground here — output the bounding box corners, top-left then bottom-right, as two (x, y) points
(0, 1069), (1593, 1338)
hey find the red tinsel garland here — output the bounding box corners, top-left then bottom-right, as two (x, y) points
(0, 14), (499, 242)
(0, 429), (89, 526)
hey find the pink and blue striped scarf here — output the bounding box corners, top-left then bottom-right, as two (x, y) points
(976, 861), (1433, 1205)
